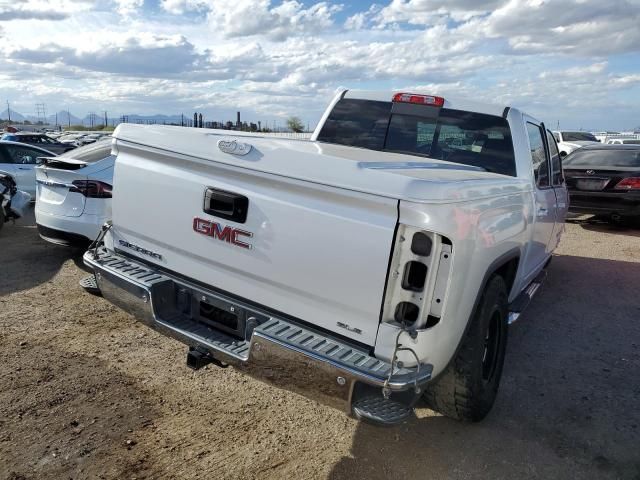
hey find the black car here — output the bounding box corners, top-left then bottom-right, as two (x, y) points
(564, 144), (640, 221)
(0, 132), (75, 155)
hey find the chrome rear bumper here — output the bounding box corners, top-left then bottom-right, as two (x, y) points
(83, 248), (432, 416)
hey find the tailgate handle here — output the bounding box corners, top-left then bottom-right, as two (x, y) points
(203, 188), (248, 223)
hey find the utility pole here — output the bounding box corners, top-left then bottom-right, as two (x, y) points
(103, 111), (108, 128)
(68, 108), (71, 128)
(6, 100), (11, 122)
(35, 103), (47, 124)
(181, 113), (184, 127)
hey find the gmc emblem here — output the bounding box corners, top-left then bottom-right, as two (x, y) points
(193, 217), (253, 250)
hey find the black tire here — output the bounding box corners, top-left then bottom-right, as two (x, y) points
(423, 275), (509, 422)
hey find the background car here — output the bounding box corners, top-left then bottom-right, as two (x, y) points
(0, 132), (76, 155)
(552, 130), (600, 157)
(564, 144), (640, 222)
(35, 140), (114, 246)
(0, 141), (57, 197)
(0, 170), (31, 231)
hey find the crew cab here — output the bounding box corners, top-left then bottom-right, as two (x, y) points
(83, 90), (568, 425)
(552, 130), (599, 157)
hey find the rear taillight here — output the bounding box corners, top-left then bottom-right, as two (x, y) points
(392, 92), (445, 107)
(381, 226), (452, 330)
(70, 180), (112, 198)
(614, 177), (640, 190)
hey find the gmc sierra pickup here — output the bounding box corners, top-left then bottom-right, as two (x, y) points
(83, 90), (568, 425)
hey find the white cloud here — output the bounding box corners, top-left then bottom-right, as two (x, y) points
(376, 0), (502, 25)
(159, 0), (342, 41)
(113, 0), (143, 17)
(0, 0), (95, 21)
(160, 0), (208, 15)
(7, 34), (205, 77)
(482, 0), (640, 55)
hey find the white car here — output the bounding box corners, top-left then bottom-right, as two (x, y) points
(0, 141), (57, 197)
(551, 130), (600, 157)
(35, 140), (114, 246)
(606, 138), (640, 145)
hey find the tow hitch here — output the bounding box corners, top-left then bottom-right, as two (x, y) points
(186, 347), (229, 370)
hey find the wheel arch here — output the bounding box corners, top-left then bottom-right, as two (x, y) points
(431, 248), (520, 382)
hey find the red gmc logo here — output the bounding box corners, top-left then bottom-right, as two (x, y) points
(193, 217), (253, 250)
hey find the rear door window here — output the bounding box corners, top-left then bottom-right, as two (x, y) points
(546, 130), (563, 185)
(526, 123), (550, 187)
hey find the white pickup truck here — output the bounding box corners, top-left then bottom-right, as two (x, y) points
(84, 90), (568, 426)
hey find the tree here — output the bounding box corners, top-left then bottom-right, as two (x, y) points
(286, 116), (304, 133)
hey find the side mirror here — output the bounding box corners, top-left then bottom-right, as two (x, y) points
(21, 155), (33, 164)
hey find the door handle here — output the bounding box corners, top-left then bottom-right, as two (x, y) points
(537, 207), (548, 217)
(17, 166), (31, 170)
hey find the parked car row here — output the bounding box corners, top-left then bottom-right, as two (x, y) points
(0, 138), (114, 243)
(49, 131), (111, 147)
(1, 132), (76, 155)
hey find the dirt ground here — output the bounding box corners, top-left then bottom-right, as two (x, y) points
(1, 207), (639, 480)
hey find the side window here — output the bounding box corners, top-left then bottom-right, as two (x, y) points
(546, 130), (563, 185)
(526, 122), (550, 188)
(5, 146), (42, 164)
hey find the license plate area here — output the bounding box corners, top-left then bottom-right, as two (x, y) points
(575, 177), (609, 191)
(199, 300), (240, 333)
(170, 282), (269, 340)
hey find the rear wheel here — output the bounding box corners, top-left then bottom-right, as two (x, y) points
(423, 275), (508, 422)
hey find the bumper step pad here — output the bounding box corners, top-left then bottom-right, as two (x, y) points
(352, 395), (414, 426)
(79, 274), (101, 295)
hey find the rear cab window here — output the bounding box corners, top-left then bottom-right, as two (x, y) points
(317, 98), (517, 176)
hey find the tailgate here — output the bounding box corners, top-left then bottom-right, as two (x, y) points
(35, 158), (88, 217)
(111, 145), (398, 345)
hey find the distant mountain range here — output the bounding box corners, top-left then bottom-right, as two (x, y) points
(0, 109), (25, 122)
(1, 109), (189, 126)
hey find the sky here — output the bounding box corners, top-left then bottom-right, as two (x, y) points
(1, 0), (639, 130)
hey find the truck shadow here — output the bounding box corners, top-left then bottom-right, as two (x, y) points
(329, 254), (640, 480)
(0, 205), (85, 296)
(566, 215), (640, 237)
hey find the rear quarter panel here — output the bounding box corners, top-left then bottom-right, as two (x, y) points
(375, 189), (532, 376)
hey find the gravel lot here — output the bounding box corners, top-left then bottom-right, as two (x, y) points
(1, 207), (639, 480)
